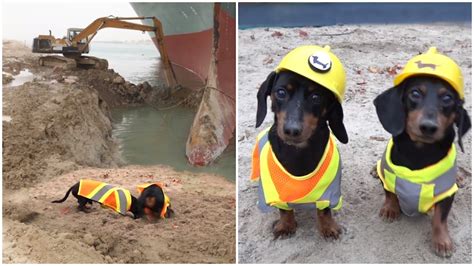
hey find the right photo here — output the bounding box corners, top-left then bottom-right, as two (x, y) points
(238, 2), (471, 263)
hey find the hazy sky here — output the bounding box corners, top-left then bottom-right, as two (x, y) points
(2, 1), (152, 43)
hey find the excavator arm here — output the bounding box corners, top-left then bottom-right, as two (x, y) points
(71, 17), (156, 46)
(34, 16), (177, 88)
(71, 16), (176, 88)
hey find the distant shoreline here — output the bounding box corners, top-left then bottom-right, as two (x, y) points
(3, 39), (153, 47)
(93, 40), (153, 44)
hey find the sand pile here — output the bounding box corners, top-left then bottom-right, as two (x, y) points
(238, 23), (471, 263)
(60, 68), (152, 108)
(2, 81), (121, 189)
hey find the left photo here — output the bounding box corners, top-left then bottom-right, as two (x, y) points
(2, 1), (235, 263)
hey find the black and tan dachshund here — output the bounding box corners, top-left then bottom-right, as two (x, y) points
(374, 75), (471, 257)
(256, 70), (348, 239)
(52, 181), (173, 220)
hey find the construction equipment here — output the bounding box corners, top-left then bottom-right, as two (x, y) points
(32, 16), (177, 87)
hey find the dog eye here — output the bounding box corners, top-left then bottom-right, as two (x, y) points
(409, 89), (422, 100)
(311, 94), (320, 103)
(441, 94), (453, 105)
(275, 89), (287, 99)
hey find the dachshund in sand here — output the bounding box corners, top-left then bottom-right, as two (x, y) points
(52, 179), (173, 220)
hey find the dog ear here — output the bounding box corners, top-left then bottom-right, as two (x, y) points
(373, 85), (406, 136)
(327, 102), (348, 144)
(455, 104), (471, 152)
(256, 71), (277, 128)
(137, 193), (147, 211)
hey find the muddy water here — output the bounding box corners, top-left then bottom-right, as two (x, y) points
(89, 42), (205, 89)
(90, 42), (235, 181)
(6, 69), (34, 87)
(111, 106), (235, 180)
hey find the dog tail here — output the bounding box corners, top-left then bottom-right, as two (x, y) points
(51, 186), (74, 203)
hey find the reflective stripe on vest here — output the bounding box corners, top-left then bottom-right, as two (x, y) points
(78, 179), (132, 215)
(376, 138), (458, 216)
(251, 128), (343, 211)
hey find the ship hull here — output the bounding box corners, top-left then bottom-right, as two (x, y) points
(131, 3), (235, 165)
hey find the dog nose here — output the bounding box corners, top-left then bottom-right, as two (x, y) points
(420, 120), (438, 136)
(283, 124), (302, 137)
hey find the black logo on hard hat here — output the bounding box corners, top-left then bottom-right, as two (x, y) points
(308, 52), (332, 73)
(415, 60), (437, 70)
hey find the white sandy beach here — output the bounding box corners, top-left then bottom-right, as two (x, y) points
(238, 23), (472, 263)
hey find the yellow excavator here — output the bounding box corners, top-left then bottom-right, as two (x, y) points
(32, 16), (177, 88)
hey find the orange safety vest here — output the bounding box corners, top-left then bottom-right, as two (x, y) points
(137, 182), (171, 219)
(250, 128), (343, 211)
(78, 179), (132, 215)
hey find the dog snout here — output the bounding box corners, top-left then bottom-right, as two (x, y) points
(419, 108), (439, 136)
(419, 119), (439, 136)
(283, 121), (302, 137)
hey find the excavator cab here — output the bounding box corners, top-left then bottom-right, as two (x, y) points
(67, 28), (82, 41)
(63, 28), (89, 57)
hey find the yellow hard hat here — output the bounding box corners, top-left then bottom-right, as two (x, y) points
(394, 47), (464, 99)
(275, 45), (346, 102)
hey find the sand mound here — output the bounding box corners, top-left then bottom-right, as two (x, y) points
(3, 82), (121, 189)
(3, 166), (235, 263)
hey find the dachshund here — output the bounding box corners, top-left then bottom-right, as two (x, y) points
(253, 70), (348, 239)
(52, 179), (173, 220)
(374, 75), (471, 257)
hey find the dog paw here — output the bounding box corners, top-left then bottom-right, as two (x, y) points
(369, 165), (378, 178)
(379, 204), (400, 222)
(432, 230), (454, 258)
(318, 219), (342, 240)
(272, 219), (297, 239)
(78, 206), (91, 213)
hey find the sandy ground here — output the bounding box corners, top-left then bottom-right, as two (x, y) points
(238, 23), (472, 263)
(3, 40), (235, 263)
(3, 167), (235, 263)
(3, 77), (122, 189)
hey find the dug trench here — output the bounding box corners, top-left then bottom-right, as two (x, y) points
(2, 40), (235, 263)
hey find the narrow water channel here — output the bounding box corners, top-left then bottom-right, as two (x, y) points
(111, 105), (235, 180)
(89, 42), (235, 181)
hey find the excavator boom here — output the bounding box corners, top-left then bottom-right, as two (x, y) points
(33, 16), (177, 88)
(71, 17), (155, 48)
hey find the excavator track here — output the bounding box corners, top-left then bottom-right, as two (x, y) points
(38, 55), (76, 69)
(38, 55), (108, 70)
(76, 56), (108, 70)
